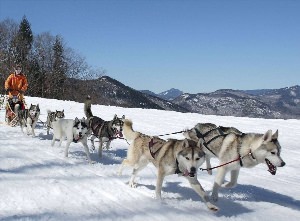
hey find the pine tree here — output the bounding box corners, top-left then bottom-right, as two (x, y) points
(52, 36), (67, 99)
(12, 16), (33, 66)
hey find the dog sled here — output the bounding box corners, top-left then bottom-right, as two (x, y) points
(4, 94), (26, 127)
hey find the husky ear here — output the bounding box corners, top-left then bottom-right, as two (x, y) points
(272, 130), (278, 139)
(81, 117), (85, 122)
(263, 130), (272, 142)
(182, 138), (189, 148)
(197, 139), (204, 148)
(62, 109), (64, 113)
(74, 117), (79, 123)
(122, 115), (125, 119)
(113, 114), (117, 119)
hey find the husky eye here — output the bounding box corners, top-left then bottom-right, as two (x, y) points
(271, 152), (276, 155)
(195, 158), (200, 161)
(185, 157), (190, 160)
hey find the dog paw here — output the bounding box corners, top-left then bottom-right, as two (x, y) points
(129, 182), (137, 188)
(222, 182), (236, 188)
(207, 202), (219, 212)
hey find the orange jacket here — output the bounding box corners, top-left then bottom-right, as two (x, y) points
(5, 73), (28, 100)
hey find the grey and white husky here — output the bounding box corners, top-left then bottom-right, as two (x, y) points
(46, 109), (65, 135)
(18, 104), (40, 137)
(118, 119), (219, 212)
(84, 96), (125, 158)
(183, 123), (242, 175)
(51, 117), (93, 164)
(184, 123), (286, 202)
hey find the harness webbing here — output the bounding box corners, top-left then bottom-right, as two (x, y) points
(200, 150), (255, 171)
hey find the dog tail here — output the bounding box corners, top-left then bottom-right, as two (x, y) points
(123, 119), (139, 140)
(84, 95), (93, 119)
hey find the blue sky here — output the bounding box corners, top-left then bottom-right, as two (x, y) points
(0, 0), (299, 94)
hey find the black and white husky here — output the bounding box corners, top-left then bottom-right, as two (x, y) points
(46, 109), (65, 135)
(84, 96), (125, 158)
(51, 117), (93, 164)
(18, 104), (40, 137)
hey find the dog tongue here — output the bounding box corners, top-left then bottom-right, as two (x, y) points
(183, 170), (190, 177)
(266, 159), (277, 175)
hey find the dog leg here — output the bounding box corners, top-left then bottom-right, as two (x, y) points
(186, 177), (219, 212)
(51, 136), (56, 147)
(82, 141), (95, 164)
(128, 162), (148, 188)
(206, 156), (212, 175)
(25, 117), (31, 135)
(31, 121), (37, 137)
(105, 140), (111, 150)
(98, 139), (103, 158)
(155, 169), (166, 200)
(59, 137), (63, 147)
(118, 160), (126, 176)
(64, 141), (72, 158)
(211, 167), (227, 202)
(222, 169), (239, 188)
(90, 135), (96, 150)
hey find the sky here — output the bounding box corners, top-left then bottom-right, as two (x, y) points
(0, 0), (299, 94)
(0, 95), (299, 220)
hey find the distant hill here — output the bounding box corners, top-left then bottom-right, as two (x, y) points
(140, 88), (183, 101)
(67, 76), (187, 112)
(172, 86), (300, 119)
(64, 76), (300, 119)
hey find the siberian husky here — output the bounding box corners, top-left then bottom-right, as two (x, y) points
(46, 109), (65, 135)
(183, 123), (242, 174)
(184, 124), (286, 201)
(118, 119), (219, 212)
(51, 117), (93, 164)
(18, 104), (40, 137)
(84, 96), (125, 158)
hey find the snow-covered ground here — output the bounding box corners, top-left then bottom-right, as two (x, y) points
(0, 96), (299, 221)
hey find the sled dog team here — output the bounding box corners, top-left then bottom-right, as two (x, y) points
(13, 96), (286, 212)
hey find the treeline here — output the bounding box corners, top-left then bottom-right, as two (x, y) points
(0, 16), (104, 100)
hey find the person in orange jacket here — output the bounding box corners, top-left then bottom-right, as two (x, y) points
(5, 64), (28, 112)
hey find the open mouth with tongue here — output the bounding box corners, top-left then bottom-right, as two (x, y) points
(117, 131), (123, 137)
(265, 159), (277, 175)
(182, 170), (196, 177)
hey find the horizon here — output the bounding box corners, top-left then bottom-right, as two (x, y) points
(0, 0), (299, 94)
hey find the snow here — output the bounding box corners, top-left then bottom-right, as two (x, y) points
(0, 96), (299, 221)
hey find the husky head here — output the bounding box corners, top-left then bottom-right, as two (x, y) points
(55, 110), (65, 120)
(73, 117), (89, 141)
(111, 114), (125, 137)
(254, 130), (286, 175)
(177, 139), (206, 177)
(29, 104), (40, 118)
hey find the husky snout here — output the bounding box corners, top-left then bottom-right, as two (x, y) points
(189, 167), (197, 177)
